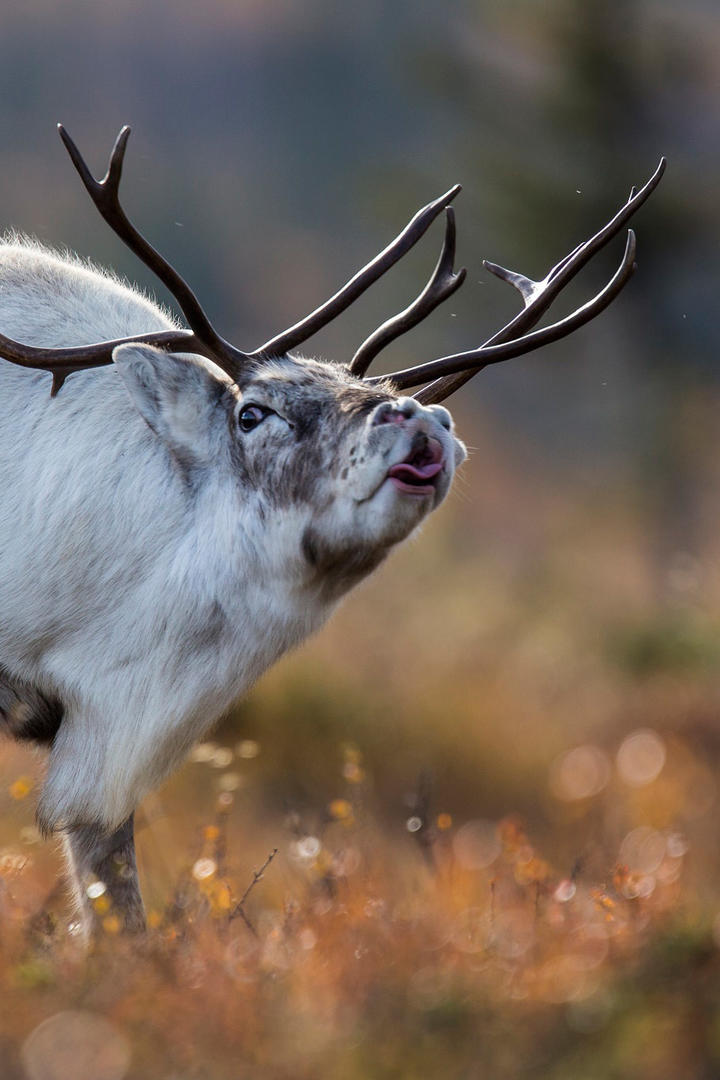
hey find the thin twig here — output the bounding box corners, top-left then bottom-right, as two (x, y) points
(229, 848), (278, 934)
(233, 905), (258, 938)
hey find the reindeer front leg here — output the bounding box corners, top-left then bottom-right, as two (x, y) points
(63, 814), (145, 940)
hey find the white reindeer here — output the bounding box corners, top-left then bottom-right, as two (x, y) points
(0, 127), (664, 937)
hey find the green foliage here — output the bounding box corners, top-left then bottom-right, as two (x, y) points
(607, 617), (720, 677)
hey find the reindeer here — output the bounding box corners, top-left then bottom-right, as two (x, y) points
(0, 126), (664, 938)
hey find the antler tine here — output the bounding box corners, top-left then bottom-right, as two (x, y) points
(349, 208), (467, 378)
(58, 125), (249, 379)
(483, 239), (586, 304)
(369, 228), (636, 395)
(392, 157), (665, 404)
(250, 184), (462, 360)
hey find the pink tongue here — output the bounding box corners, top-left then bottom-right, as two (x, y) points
(388, 461), (443, 483)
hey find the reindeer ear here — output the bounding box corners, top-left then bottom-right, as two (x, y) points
(112, 344), (228, 464)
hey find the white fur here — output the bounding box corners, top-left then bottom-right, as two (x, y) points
(0, 240), (465, 832)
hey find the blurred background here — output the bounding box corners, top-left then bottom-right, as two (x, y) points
(1, 1), (720, 1076)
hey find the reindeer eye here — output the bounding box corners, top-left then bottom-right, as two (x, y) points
(238, 403), (273, 433)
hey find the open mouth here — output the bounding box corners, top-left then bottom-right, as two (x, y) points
(387, 437), (445, 496)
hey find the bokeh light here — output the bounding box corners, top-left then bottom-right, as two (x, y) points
(21, 1011), (131, 1080)
(452, 820), (501, 869)
(616, 730), (667, 787)
(618, 827), (667, 875)
(549, 746), (611, 802)
(192, 858), (217, 881)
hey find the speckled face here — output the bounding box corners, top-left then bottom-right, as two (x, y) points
(230, 355), (466, 597)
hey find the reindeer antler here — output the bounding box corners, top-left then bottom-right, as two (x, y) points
(0, 125), (664, 400)
(373, 158), (666, 403)
(58, 126), (234, 362)
(0, 126), (250, 394)
(0, 126), (462, 394)
(251, 186), (461, 359)
(349, 207), (466, 378)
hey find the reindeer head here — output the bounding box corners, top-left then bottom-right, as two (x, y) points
(109, 341), (465, 603)
(229, 357), (466, 593)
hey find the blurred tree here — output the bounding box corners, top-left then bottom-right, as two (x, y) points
(406, 0), (720, 586)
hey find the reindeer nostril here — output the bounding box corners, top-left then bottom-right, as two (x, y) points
(372, 402), (395, 426)
(372, 400), (413, 426)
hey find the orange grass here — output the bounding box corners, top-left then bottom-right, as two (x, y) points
(2, 703), (720, 1078)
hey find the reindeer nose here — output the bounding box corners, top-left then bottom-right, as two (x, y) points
(371, 397), (421, 426)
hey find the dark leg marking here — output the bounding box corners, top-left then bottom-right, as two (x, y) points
(64, 813), (146, 938)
